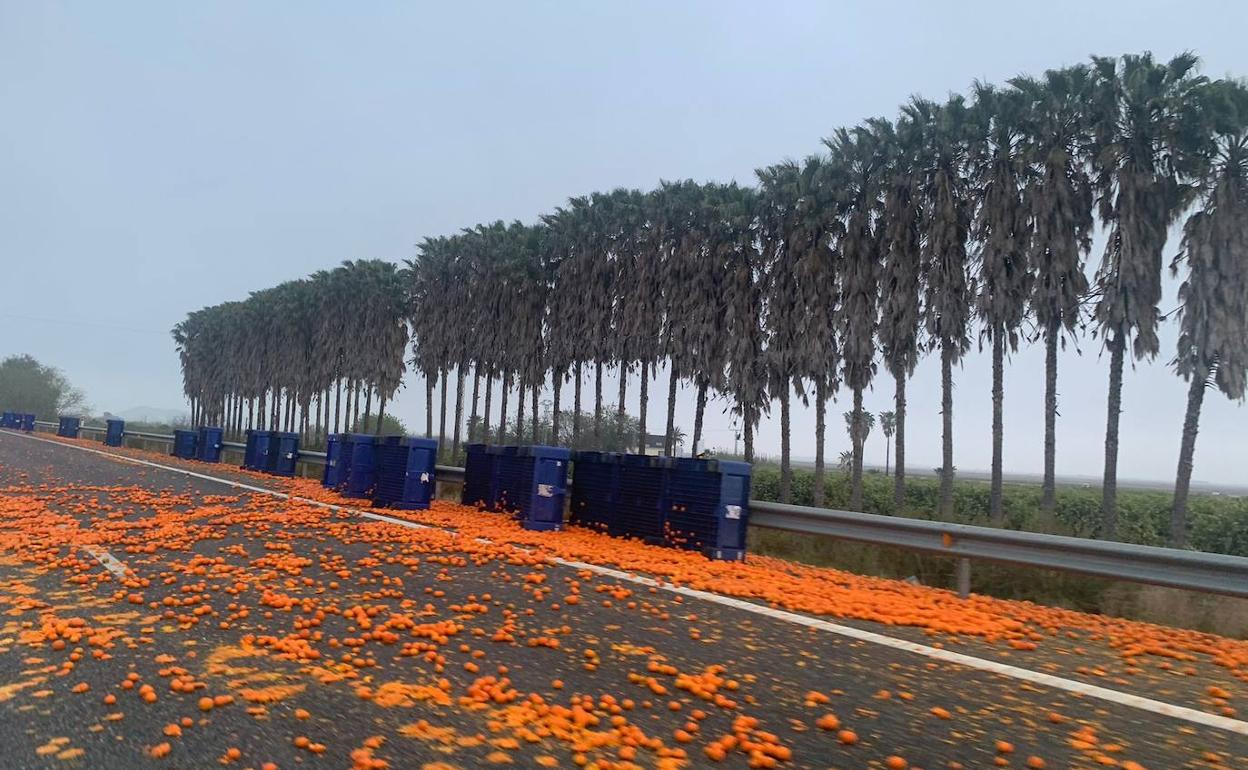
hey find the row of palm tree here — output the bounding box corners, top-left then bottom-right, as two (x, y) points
(175, 52), (1247, 547)
(172, 260), (407, 445)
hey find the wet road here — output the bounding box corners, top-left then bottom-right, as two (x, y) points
(0, 429), (1244, 769)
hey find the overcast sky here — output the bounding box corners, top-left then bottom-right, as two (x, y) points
(2, 1), (1246, 484)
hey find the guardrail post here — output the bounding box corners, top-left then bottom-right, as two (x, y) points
(955, 557), (971, 599)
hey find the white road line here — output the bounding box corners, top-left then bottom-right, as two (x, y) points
(82, 545), (129, 578)
(6, 429), (1247, 736)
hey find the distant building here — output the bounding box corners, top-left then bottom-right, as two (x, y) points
(642, 433), (670, 456)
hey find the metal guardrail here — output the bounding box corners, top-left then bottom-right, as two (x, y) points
(24, 422), (1248, 599)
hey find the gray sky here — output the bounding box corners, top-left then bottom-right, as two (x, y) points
(2, 1), (1246, 484)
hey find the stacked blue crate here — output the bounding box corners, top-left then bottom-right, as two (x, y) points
(342, 434), (376, 498)
(664, 458), (751, 561)
(197, 426), (224, 462)
(335, 434), (357, 490)
(269, 432), (300, 476)
(462, 444), (497, 509)
(105, 419), (125, 447)
(614, 454), (672, 544)
(20, 413), (35, 433)
(322, 434), (345, 488)
(242, 430), (272, 470)
(492, 445), (527, 514)
(493, 446), (569, 531)
(57, 416), (81, 438)
(172, 430), (198, 459)
(569, 451), (621, 533)
(0, 412), (14, 428)
(373, 436), (438, 510)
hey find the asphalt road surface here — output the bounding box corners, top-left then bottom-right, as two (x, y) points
(0, 430), (1244, 769)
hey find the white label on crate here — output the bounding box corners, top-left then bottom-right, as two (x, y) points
(537, 484), (554, 498)
(420, 472), (430, 483)
(724, 505), (742, 520)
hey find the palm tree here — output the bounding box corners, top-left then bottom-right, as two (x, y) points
(1168, 79), (1248, 547)
(878, 410), (896, 475)
(720, 185), (768, 461)
(826, 124), (885, 511)
(969, 82), (1034, 524)
(877, 113), (926, 512)
(910, 96), (975, 518)
(1011, 68), (1096, 523)
(1089, 52), (1207, 537)
(758, 165), (810, 502)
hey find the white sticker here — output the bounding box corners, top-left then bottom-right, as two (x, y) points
(724, 505), (742, 520)
(537, 484), (554, 498)
(420, 472), (430, 483)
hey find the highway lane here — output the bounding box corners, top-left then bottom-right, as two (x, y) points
(0, 430), (1244, 769)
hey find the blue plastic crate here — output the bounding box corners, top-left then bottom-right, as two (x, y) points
(197, 426), (224, 462)
(462, 443), (499, 509)
(614, 454), (673, 544)
(172, 429), (198, 459)
(0, 411), (14, 429)
(269, 432), (300, 476)
(20, 413), (35, 433)
(57, 416), (81, 438)
(105, 419), (125, 447)
(493, 445), (569, 531)
(373, 436), (438, 510)
(570, 451), (621, 533)
(243, 430), (272, 470)
(665, 458), (751, 561)
(322, 434), (345, 488)
(342, 434), (377, 498)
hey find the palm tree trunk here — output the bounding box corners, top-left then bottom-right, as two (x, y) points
(497, 371), (510, 443)
(743, 405), (755, 464)
(780, 379), (792, 503)
(813, 378), (826, 507)
(248, 398), (255, 432)
(482, 368), (494, 443)
(1102, 334), (1125, 539)
(351, 383), (362, 430)
(617, 362), (628, 422)
(425, 373), (435, 439)
(333, 379), (342, 435)
(664, 364), (678, 456)
(989, 330), (1005, 525)
(939, 342), (954, 519)
(438, 366), (448, 452)
(376, 392), (386, 435)
(572, 361), (583, 447)
(469, 367), (481, 445)
(344, 381), (354, 432)
(637, 360), (649, 454)
(692, 380), (708, 457)
(515, 378), (526, 440)
(850, 386), (864, 511)
(452, 365), (465, 456)
(593, 360), (604, 445)
(257, 391), (266, 431)
(1170, 367), (1207, 548)
(530, 373), (540, 444)
(1041, 320), (1058, 520)
(552, 369), (563, 445)
(363, 386), (373, 429)
(894, 373), (906, 512)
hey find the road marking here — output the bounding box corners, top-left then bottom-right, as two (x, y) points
(6, 429), (1247, 736)
(82, 546), (128, 578)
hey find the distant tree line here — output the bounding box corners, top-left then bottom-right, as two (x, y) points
(173, 52), (1248, 547)
(0, 354), (87, 418)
